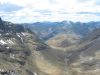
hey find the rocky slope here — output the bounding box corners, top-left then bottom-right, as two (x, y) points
(46, 33), (81, 50)
(0, 18), (65, 75)
(65, 28), (100, 75)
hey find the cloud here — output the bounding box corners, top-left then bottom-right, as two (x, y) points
(0, 3), (23, 12)
(0, 0), (100, 23)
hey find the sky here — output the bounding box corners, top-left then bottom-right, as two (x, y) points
(0, 0), (100, 23)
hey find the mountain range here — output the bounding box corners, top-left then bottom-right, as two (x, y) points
(23, 21), (100, 49)
(0, 17), (100, 75)
(0, 17), (65, 75)
(23, 21), (100, 41)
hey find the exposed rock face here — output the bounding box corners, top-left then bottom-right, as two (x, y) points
(0, 69), (17, 75)
(0, 18), (47, 75)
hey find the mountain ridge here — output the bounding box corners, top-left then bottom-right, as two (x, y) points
(65, 28), (100, 75)
(22, 21), (100, 41)
(0, 17), (66, 75)
(0, 17), (100, 75)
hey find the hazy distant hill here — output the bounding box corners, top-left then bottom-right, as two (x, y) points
(23, 21), (100, 41)
(22, 21), (100, 50)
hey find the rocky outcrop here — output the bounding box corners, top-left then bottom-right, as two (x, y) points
(0, 18), (48, 75)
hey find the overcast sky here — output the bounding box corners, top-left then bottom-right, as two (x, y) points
(0, 0), (100, 23)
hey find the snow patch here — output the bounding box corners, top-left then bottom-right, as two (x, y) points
(0, 40), (7, 45)
(16, 33), (21, 38)
(34, 72), (38, 75)
(5, 33), (9, 35)
(6, 47), (10, 49)
(10, 53), (15, 59)
(21, 32), (26, 36)
(7, 39), (14, 44)
(20, 37), (24, 43)
(17, 33), (24, 43)
(0, 69), (4, 72)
